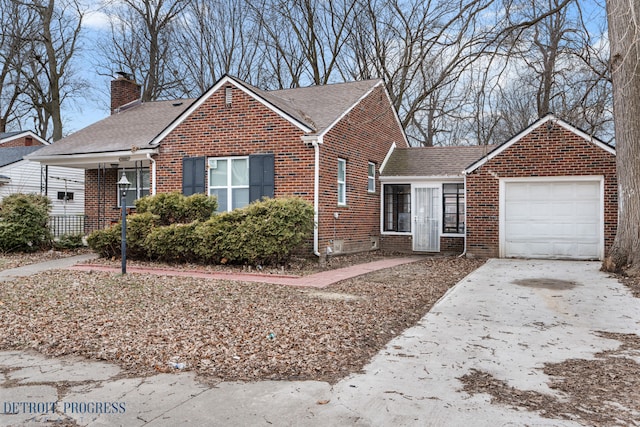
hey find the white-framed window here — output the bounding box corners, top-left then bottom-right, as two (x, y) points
(443, 183), (465, 234)
(337, 158), (346, 205)
(383, 184), (411, 232)
(117, 168), (150, 208)
(368, 162), (376, 193)
(208, 157), (249, 212)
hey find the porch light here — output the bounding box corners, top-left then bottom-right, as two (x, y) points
(118, 171), (131, 274)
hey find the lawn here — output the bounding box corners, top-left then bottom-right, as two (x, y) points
(0, 256), (483, 383)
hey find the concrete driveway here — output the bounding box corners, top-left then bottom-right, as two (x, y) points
(1, 259), (639, 426)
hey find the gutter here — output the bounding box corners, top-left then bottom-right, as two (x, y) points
(459, 171), (468, 258)
(147, 153), (157, 195)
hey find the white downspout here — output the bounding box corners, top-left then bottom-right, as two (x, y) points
(312, 139), (321, 257)
(147, 153), (156, 195)
(459, 171), (467, 258)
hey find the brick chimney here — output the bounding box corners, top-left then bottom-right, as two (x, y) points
(110, 72), (141, 114)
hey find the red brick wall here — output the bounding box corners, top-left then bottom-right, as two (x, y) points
(155, 82), (406, 255)
(466, 123), (617, 258)
(318, 85), (408, 254)
(84, 168), (119, 232)
(82, 82), (406, 255)
(441, 236), (464, 254)
(380, 235), (413, 253)
(1, 135), (45, 147)
(380, 235), (464, 254)
(156, 84), (315, 197)
(111, 78), (141, 113)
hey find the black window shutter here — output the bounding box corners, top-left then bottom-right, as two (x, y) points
(182, 156), (206, 195)
(249, 154), (274, 202)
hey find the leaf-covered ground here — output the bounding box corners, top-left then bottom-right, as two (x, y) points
(0, 256), (483, 383)
(460, 332), (640, 426)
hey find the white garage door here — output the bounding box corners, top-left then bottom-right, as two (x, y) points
(502, 180), (602, 260)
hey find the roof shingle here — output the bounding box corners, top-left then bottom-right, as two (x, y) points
(32, 99), (194, 157)
(0, 146), (43, 168)
(382, 145), (496, 177)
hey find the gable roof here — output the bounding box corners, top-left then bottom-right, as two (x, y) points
(150, 75), (386, 145)
(0, 146), (44, 168)
(464, 114), (615, 174)
(0, 130), (49, 146)
(30, 99), (194, 158)
(381, 145), (496, 178)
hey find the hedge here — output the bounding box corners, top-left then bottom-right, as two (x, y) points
(0, 193), (52, 252)
(87, 195), (314, 266)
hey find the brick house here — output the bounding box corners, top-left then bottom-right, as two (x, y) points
(30, 74), (409, 256)
(379, 114), (616, 260)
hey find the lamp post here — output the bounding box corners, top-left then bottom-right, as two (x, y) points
(118, 171), (131, 274)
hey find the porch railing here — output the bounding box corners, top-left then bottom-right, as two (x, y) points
(49, 214), (86, 237)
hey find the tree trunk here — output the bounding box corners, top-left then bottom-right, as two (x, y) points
(602, 0), (640, 274)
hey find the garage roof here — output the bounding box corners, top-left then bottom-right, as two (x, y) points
(381, 145), (496, 177)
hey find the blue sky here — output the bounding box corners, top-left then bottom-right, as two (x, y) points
(61, 5), (112, 135)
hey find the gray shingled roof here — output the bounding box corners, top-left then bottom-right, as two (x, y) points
(32, 99), (195, 157)
(0, 146), (43, 168)
(382, 145), (497, 177)
(31, 77), (384, 158)
(248, 79), (382, 132)
(0, 131), (23, 140)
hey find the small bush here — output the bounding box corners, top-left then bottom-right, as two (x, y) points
(145, 222), (200, 263)
(0, 193), (52, 252)
(195, 197), (314, 265)
(87, 224), (121, 258)
(181, 193), (218, 222)
(53, 233), (85, 250)
(135, 192), (217, 225)
(194, 209), (247, 264)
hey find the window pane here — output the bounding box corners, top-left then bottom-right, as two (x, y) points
(338, 182), (346, 204)
(232, 188), (249, 209)
(209, 159), (228, 186)
(125, 189), (137, 207)
(231, 158), (249, 186)
(141, 170), (150, 188)
(443, 183), (464, 233)
(125, 170), (136, 187)
(210, 188), (227, 212)
(368, 163), (375, 192)
(338, 159), (345, 180)
(383, 184), (411, 232)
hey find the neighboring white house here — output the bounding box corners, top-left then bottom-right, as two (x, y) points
(0, 131), (85, 235)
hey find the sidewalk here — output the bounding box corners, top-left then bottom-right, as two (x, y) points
(0, 253), (98, 282)
(69, 257), (422, 288)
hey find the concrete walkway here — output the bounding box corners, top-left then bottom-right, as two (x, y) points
(0, 253), (98, 282)
(1, 259), (639, 426)
(68, 257), (422, 288)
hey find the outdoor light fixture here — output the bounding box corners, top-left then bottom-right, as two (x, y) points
(118, 171), (131, 274)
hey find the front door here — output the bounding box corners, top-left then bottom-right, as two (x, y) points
(413, 186), (440, 252)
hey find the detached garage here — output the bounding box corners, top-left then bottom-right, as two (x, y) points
(464, 115), (617, 261)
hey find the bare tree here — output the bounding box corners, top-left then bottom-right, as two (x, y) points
(602, 0), (640, 274)
(0, 0), (34, 133)
(346, 0), (498, 146)
(250, 0), (359, 88)
(99, 0), (190, 101)
(501, 0), (611, 134)
(172, 0), (266, 96)
(22, 0), (84, 141)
